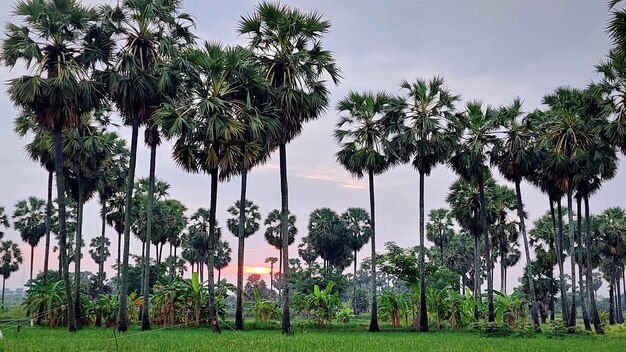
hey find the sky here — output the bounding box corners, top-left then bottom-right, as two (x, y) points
(0, 0), (622, 295)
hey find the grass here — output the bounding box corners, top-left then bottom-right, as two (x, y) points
(1, 323), (626, 352)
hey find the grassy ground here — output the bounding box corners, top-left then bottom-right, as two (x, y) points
(1, 324), (626, 352)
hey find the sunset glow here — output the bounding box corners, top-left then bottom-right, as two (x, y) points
(244, 266), (271, 275)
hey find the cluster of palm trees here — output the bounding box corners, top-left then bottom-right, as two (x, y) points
(4, 0), (626, 336)
(2, 0), (339, 334)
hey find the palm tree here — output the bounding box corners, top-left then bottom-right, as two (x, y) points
(89, 237), (111, 290)
(426, 208), (455, 267)
(99, 0), (194, 332)
(12, 197), (46, 281)
(307, 208), (351, 269)
(395, 76), (459, 331)
(214, 239), (232, 284)
(597, 207), (626, 325)
(106, 191), (126, 285)
(264, 257), (278, 292)
(298, 238), (319, 269)
(13, 115), (55, 288)
(541, 87), (600, 330)
(264, 209), (297, 278)
(449, 101), (502, 322)
(0, 240), (23, 311)
(239, 2), (341, 333)
(491, 99), (542, 329)
(335, 91), (401, 331)
(341, 207), (371, 314)
(529, 211), (559, 321)
(227, 200), (261, 330)
(490, 185), (520, 294)
(2, 0), (109, 331)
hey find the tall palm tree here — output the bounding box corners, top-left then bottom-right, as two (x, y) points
(239, 2), (341, 333)
(335, 91), (401, 331)
(2, 0), (109, 331)
(341, 207), (371, 314)
(160, 43), (261, 330)
(426, 208), (455, 267)
(99, 0), (194, 332)
(12, 197), (46, 281)
(449, 101), (502, 322)
(491, 99), (541, 329)
(541, 87), (597, 330)
(227, 200), (261, 330)
(490, 185), (520, 294)
(395, 76), (459, 331)
(597, 207), (626, 325)
(0, 240), (23, 311)
(214, 239), (232, 284)
(13, 115), (55, 288)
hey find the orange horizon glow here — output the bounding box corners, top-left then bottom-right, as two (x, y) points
(244, 266), (271, 275)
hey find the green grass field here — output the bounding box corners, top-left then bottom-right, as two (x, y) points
(1, 324), (626, 352)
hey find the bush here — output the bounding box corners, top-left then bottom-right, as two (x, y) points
(471, 321), (513, 338)
(546, 320), (568, 339)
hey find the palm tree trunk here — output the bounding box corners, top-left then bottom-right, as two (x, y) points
(617, 276), (624, 324)
(418, 171), (428, 332)
(208, 167), (219, 331)
(1, 277), (4, 311)
(270, 263), (274, 292)
(368, 168), (380, 332)
(576, 197), (591, 331)
(556, 199), (570, 323)
(566, 188), (577, 331)
(53, 127), (77, 332)
(117, 232), (121, 287)
(584, 195), (604, 334)
(100, 199), (106, 296)
(549, 199), (557, 321)
(141, 133), (157, 331)
(38, 170), (54, 325)
(235, 169), (247, 330)
(73, 175), (85, 330)
(478, 176), (494, 322)
(279, 143), (292, 334)
(610, 278), (616, 325)
(500, 249), (506, 293)
(353, 249), (358, 315)
(118, 118), (139, 332)
(473, 234), (480, 320)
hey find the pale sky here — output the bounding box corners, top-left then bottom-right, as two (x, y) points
(0, 0), (622, 295)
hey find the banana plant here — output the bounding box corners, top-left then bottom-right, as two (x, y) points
(306, 281), (343, 327)
(247, 288), (281, 323)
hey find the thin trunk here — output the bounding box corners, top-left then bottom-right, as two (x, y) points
(118, 119), (139, 332)
(566, 188), (577, 330)
(53, 127), (76, 332)
(38, 170), (54, 325)
(279, 143), (292, 334)
(235, 170), (247, 330)
(617, 275), (624, 324)
(368, 168), (380, 332)
(141, 133), (157, 331)
(473, 234), (480, 320)
(418, 171), (428, 332)
(478, 176), (494, 322)
(353, 249), (358, 315)
(584, 195), (604, 334)
(217, 269), (221, 284)
(95, 199), (106, 328)
(74, 163), (86, 329)
(556, 199), (570, 323)
(609, 279), (616, 325)
(30, 245), (34, 281)
(1, 277), (4, 311)
(500, 250), (506, 293)
(270, 263), (274, 292)
(117, 232), (121, 287)
(207, 167), (219, 331)
(576, 197), (591, 331)
(549, 199), (557, 321)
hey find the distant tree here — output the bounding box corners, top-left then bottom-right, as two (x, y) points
(0, 241), (23, 310)
(264, 209), (297, 276)
(426, 208), (454, 267)
(264, 257), (278, 291)
(12, 197), (46, 280)
(214, 239), (232, 284)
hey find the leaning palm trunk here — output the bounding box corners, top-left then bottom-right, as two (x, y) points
(207, 167), (219, 331)
(515, 180), (540, 330)
(548, 199), (557, 321)
(478, 177), (494, 322)
(279, 143), (292, 334)
(118, 119), (140, 332)
(576, 197), (591, 331)
(566, 188), (577, 331)
(584, 195), (604, 334)
(141, 133), (158, 331)
(367, 168), (380, 332)
(235, 169), (247, 330)
(418, 171), (428, 332)
(53, 127), (77, 332)
(556, 200), (570, 323)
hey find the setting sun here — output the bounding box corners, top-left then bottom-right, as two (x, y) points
(244, 266), (271, 275)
